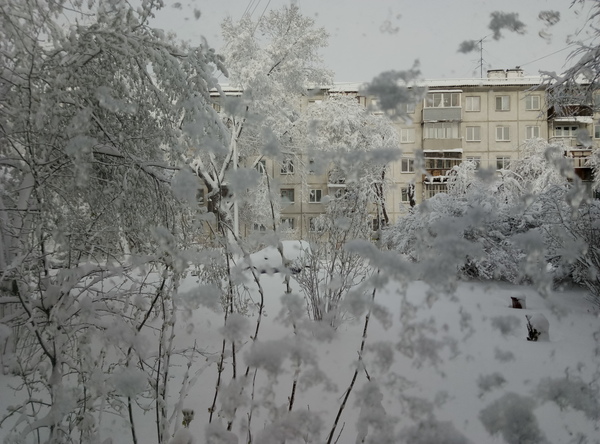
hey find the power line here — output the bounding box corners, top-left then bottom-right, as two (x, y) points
(518, 43), (576, 68)
(242, 0), (259, 19)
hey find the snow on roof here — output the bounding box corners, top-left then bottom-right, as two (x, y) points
(553, 116), (594, 124)
(213, 76), (548, 97)
(423, 149), (464, 153)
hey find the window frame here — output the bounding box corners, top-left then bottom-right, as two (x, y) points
(465, 126), (481, 142)
(400, 187), (410, 203)
(425, 92), (461, 108)
(309, 189), (322, 203)
(525, 94), (541, 111)
(496, 156), (511, 170)
(496, 126), (510, 142)
(253, 223), (267, 232)
(280, 158), (295, 175)
(280, 217), (295, 230)
(400, 128), (415, 143)
(465, 96), (481, 112)
(424, 183), (447, 199)
(255, 159), (266, 174)
(495, 95), (510, 111)
(308, 217), (322, 232)
(526, 125), (540, 139)
(466, 156), (481, 169)
(424, 122), (460, 139)
(280, 188), (295, 204)
(554, 125), (579, 138)
(401, 158), (415, 173)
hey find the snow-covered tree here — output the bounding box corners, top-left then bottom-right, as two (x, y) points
(384, 140), (575, 286)
(189, 4), (332, 236)
(0, 1), (225, 441)
(285, 96), (399, 322)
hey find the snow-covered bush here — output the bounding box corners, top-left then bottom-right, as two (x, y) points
(384, 165), (528, 284)
(384, 140), (593, 288)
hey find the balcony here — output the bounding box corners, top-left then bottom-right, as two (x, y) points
(423, 138), (463, 151)
(550, 137), (582, 148)
(565, 149), (592, 168)
(423, 151), (462, 177)
(547, 104), (593, 121)
(423, 107), (462, 122)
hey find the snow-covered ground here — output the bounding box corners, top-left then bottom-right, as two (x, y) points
(1, 271), (599, 443)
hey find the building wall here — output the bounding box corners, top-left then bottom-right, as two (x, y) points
(211, 71), (596, 238)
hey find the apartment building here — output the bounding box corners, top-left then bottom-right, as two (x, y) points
(211, 69), (596, 238)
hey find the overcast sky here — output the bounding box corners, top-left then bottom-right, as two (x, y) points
(151, 0), (593, 82)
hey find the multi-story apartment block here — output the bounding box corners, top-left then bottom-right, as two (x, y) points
(211, 69), (596, 239)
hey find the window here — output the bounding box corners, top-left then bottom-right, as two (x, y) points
(280, 158), (294, 174)
(280, 217), (295, 230)
(425, 92), (460, 108)
(525, 95), (541, 111)
(466, 156), (481, 168)
(400, 128), (415, 143)
(401, 158), (415, 173)
(308, 217), (322, 232)
(253, 223), (267, 232)
(495, 95), (510, 111)
(332, 187), (347, 199)
(424, 152), (462, 170)
(554, 126), (578, 137)
(280, 188), (295, 204)
(496, 126), (510, 141)
(309, 189), (322, 203)
(424, 183), (447, 199)
(466, 126), (481, 142)
(255, 159), (266, 174)
(424, 122), (459, 139)
(496, 156), (511, 170)
(595, 126), (600, 139)
(465, 96), (481, 112)
(401, 187), (410, 202)
(197, 188), (205, 205)
(526, 125), (540, 139)
(308, 159), (316, 174)
(405, 102), (416, 113)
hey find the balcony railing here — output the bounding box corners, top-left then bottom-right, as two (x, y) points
(423, 152), (462, 177)
(423, 107), (462, 122)
(423, 138), (462, 150)
(565, 149), (592, 169)
(550, 137), (580, 147)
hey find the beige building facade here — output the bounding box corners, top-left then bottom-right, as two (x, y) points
(212, 69), (596, 239)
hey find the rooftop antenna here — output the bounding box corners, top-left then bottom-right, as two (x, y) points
(478, 36), (487, 78)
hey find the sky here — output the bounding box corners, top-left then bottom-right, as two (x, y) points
(152, 0), (593, 82)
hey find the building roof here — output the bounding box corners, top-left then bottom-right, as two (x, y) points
(213, 71), (557, 97)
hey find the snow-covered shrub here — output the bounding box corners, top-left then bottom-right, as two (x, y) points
(384, 168), (527, 284)
(297, 188), (375, 325)
(536, 376), (600, 420)
(384, 141), (592, 288)
(479, 392), (546, 444)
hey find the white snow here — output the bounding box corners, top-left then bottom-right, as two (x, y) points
(242, 240), (311, 273)
(1, 273), (598, 443)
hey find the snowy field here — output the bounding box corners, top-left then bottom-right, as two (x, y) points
(1, 270), (599, 443)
